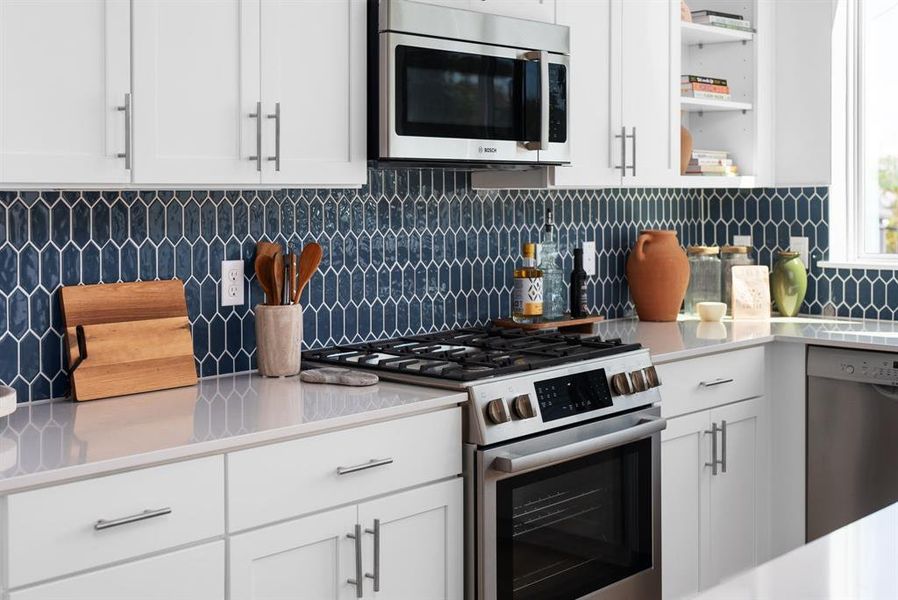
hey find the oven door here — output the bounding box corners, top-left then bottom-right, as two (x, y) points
(473, 406), (664, 600)
(380, 32), (569, 164)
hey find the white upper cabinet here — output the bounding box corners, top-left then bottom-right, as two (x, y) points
(0, 0), (131, 184)
(259, 0), (366, 187)
(131, 0), (261, 185)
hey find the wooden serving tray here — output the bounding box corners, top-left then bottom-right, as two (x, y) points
(493, 314), (605, 334)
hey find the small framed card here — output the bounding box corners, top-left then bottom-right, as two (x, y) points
(731, 265), (771, 319)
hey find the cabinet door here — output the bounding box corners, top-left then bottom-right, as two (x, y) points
(552, 0), (621, 187)
(619, 0), (676, 186)
(9, 542), (224, 600)
(707, 396), (768, 586)
(468, 0), (555, 22)
(259, 0), (366, 186)
(132, 0), (261, 185)
(358, 479), (463, 600)
(230, 505), (358, 600)
(661, 410), (712, 600)
(0, 0), (130, 184)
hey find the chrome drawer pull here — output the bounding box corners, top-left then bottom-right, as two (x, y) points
(346, 524), (364, 598)
(337, 457), (394, 476)
(699, 378), (734, 388)
(365, 518), (381, 591)
(94, 507), (171, 531)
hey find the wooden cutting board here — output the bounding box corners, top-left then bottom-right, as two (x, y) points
(60, 280), (198, 401)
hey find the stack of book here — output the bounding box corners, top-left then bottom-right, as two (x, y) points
(681, 75), (730, 101)
(686, 149), (739, 177)
(691, 9), (753, 32)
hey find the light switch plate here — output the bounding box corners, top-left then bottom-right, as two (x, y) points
(790, 236), (810, 268)
(221, 260), (244, 306)
(582, 241), (597, 276)
(733, 235), (752, 247)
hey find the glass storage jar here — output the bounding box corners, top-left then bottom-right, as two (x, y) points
(720, 245), (755, 313)
(685, 246), (721, 315)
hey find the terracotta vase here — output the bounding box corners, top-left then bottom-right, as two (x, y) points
(626, 230), (690, 322)
(680, 126), (693, 175)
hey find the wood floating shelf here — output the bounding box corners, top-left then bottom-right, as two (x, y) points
(677, 175), (757, 189)
(681, 22), (754, 47)
(681, 97), (753, 113)
(493, 314), (605, 334)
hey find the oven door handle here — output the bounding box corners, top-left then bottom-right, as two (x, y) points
(491, 416), (667, 474)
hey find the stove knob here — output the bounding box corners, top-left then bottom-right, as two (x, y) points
(486, 398), (511, 424)
(611, 373), (632, 396)
(512, 394), (537, 419)
(630, 370), (648, 393)
(644, 366), (661, 388)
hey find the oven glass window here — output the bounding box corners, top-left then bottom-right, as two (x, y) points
(495, 439), (653, 600)
(395, 45), (538, 141)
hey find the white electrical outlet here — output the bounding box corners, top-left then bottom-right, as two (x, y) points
(733, 235), (752, 247)
(221, 260), (244, 307)
(582, 241), (597, 276)
(790, 236), (810, 268)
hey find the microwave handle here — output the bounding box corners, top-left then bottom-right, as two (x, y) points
(491, 415), (667, 474)
(523, 50), (549, 151)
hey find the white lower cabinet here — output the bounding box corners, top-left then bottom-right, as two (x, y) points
(230, 478), (463, 600)
(661, 395), (767, 599)
(9, 542), (225, 600)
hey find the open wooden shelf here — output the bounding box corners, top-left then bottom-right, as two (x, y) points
(681, 21), (754, 46)
(680, 97), (753, 112)
(676, 175), (757, 188)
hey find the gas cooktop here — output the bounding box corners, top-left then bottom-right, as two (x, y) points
(301, 325), (642, 383)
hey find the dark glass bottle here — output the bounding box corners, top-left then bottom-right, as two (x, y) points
(569, 248), (588, 318)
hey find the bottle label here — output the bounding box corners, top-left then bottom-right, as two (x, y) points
(513, 277), (543, 316)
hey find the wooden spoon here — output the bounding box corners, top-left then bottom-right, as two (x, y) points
(292, 242), (323, 304)
(255, 241), (281, 305)
(270, 252), (285, 306)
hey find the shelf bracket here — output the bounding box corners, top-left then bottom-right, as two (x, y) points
(742, 39), (748, 46)
(741, 109), (747, 115)
(698, 110), (704, 117)
(698, 42), (704, 50)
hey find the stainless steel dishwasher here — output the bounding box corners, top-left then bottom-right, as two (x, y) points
(807, 345), (898, 541)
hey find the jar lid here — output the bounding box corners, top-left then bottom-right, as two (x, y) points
(522, 242), (537, 258)
(687, 245), (720, 256)
(777, 249), (800, 258)
(721, 245), (751, 254)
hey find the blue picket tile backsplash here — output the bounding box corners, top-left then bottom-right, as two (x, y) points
(0, 169), (843, 403)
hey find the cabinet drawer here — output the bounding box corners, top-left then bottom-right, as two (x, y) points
(7, 456), (224, 587)
(9, 541), (224, 600)
(228, 408), (461, 531)
(658, 347), (765, 418)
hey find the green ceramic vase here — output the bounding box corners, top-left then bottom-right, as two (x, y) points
(771, 251), (807, 317)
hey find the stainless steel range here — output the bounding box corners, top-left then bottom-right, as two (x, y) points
(304, 326), (665, 600)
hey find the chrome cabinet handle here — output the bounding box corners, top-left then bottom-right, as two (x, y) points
(115, 93), (132, 170)
(629, 127), (637, 176)
(267, 102), (281, 171)
(720, 419), (728, 473)
(365, 518), (381, 592)
(614, 126), (627, 172)
(347, 524), (364, 598)
(705, 422), (719, 476)
(699, 378), (734, 388)
(94, 507), (171, 531)
(522, 50), (549, 151)
(337, 457), (394, 476)
(249, 101), (262, 171)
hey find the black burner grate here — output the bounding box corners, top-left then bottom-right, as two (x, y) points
(301, 325), (642, 382)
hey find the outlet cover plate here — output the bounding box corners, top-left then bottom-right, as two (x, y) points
(221, 260), (245, 307)
(733, 235), (752, 248)
(582, 241), (597, 276)
(790, 236), (810, 268)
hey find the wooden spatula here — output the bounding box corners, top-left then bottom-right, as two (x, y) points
(292, 243), (323, 304)
(255, 241), (281, 305)
(270, 252), (285, 306)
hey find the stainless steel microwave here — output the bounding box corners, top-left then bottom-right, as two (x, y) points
(368, 0), (571, 167)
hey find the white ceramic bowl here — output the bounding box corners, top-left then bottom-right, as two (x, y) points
(696, 301), (727, 322)
(0, 385), (15, 418)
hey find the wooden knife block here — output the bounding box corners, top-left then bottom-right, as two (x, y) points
(60, 280), (198, 401)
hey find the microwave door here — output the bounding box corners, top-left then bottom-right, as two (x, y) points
(382, 33), (542, 164)
(534, 54), (570, 165)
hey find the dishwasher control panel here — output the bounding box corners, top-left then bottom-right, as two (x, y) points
(808, 346), (898, 385)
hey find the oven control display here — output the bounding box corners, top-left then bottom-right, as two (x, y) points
(534, 369), (614, 422)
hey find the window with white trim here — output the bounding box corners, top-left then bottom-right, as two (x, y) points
(842, 0), (898, 260)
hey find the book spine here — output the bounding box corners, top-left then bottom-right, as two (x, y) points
(690, 158), (734, 166)
(681, 75), (728, 86)
(681, 82), (730, 94)
(694, 15), (752, 29)
(682, 90), (731, 100)
(690, 9), (744, 20)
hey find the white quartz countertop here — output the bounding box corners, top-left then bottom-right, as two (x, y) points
(0, 374), (465, 494)
(695, 501), (898, 599)
(593, 315), (898, 363)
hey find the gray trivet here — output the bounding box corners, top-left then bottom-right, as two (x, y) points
(300, 367), (379, 387)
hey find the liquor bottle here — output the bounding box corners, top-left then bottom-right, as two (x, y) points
(569, 247), (588, 318)
(539, 208), (565, 320)
(513, 242), (543, 323)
